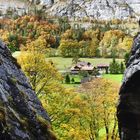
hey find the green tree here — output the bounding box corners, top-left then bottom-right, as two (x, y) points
(109, 58), (120, 74)
(71, 78), (75, 83)
(120, 62), (125, 74)
(65, 74), (70, 84)
(124, 52), (130, 66)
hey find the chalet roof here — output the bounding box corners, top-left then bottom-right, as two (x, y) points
(71, 61), (93, 71)
(97, 64), (109, 68)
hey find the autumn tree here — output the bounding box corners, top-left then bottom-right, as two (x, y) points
(18, 37), (61, 96)
(79, 78), (119, 140)
(40, 78), (119, 140)
(99, 30), (125, 57)
(116, 36), (133, 58)
(59, 40), (80, 57)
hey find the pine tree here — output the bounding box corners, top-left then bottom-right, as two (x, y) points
(109, 58), (120, 74)
(65, 74), (70, 84)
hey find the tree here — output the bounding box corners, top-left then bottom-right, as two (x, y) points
(88, 38), (100, 57)
(79, 78), (119, 140)
(18, 37), (61, 96)
(109, 58), (120, 74)
(117, 36), (133, 58)
(120, 62), (125, 74)
(40, 77), (119, 140)
(65, 74), (70, 84)
(58, 17), (71, 33)
(18, 52), (61, 96)
(59, 40), (80, 57)
(71, 78), (75, 83)
(99, 30), (125, 58)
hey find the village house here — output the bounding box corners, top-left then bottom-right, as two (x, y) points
(70, 61), (94, 74)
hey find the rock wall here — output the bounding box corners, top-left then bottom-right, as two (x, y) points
(0, 0), (29, 15)
(45, 0), (140, 20)
(117, 33), (140, 139)
(1, 0), (140, 20)
(0, 41), (55, 139)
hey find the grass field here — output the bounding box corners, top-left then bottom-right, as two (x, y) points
(47, 57), (123, 70)
(103, 74), (123, 84)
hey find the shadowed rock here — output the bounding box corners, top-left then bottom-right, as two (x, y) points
(117, 33), (140, 139)
(0, 41), (55, 140)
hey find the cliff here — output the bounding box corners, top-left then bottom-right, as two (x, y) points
(0, 41), (55, 139)
(117, 33), (140, 139)
(43, 0), (140, 20)
(1, 0), (140, 20)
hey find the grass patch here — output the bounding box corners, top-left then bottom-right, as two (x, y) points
(103, 74), (123, 84)
(62, 75), (81, 88)
(12, 51), (21, 58)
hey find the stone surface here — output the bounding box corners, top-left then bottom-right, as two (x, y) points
(117, 33), (140, 139)
(45, 0), (140, 20)
(1, 0), (140, 20)
(0, 41), (55, 139)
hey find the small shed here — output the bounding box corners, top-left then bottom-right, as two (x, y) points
(97, 64), (109, 74)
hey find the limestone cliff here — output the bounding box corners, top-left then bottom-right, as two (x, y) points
(117, 33), (140, 139)
(0, 41), (55, 139)
(1, 0), (140, 20)
(45, 0), (140, 20)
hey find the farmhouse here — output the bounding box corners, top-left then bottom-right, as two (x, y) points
(70, 61), (94, 74)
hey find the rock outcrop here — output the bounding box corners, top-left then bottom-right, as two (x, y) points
(45, 0), (140, 20)
(0, 41), (55, 139)
(117, 33), (140, 139)
(1, 0), (140, 20)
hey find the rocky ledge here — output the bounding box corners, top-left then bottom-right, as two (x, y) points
(0, 41), (55, 139)
(117, 32), (140, 139)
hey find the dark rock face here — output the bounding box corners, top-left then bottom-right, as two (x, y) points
(117, 33), (140, 139)
(0, 41), (55, 140)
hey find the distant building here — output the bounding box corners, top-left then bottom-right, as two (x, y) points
(70, 61), (94, 74)
(97, 64), (109, 74)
